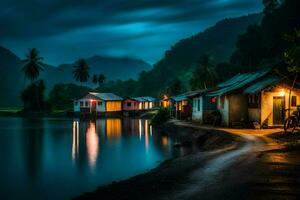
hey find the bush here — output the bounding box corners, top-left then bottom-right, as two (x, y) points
(151, 108), (170, 126)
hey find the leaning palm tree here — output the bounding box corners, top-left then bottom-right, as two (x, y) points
(22, 48), (44, 85)
(72, 59), (90, 86)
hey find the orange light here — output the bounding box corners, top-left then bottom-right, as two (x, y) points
(278, 89), (285, 96)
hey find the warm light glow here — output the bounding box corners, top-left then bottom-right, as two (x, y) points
(149, 102), (153, 108)
(86, 122), (99, 168)
(176, 100), (188, 111)
(106, 119), (122, 140)
(278, 89), (285, 96)
(72, 121), (79, 161)
(149, 124), (153, 136)
(139, 119), (142, 140)
(106, 101), (122, 112)
(145, 120), (149, 150)
(161, 136), (169, 146)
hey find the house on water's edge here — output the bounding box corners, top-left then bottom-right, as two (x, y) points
(123, 97), (157, 111)
(160, 92), (194, 119)
(73, 92), (123, 114)
(191, 69), (300, 128)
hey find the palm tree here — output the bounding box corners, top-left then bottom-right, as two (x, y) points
(98, 74), (106, 87)
(22, 48), (44, 85)
(72, 59), (90, 86)
(21, 48), (45, 111)
(190, 54), (217, 90)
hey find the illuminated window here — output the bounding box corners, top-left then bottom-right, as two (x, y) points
(292, 96), (297, 107)
(106, 101), (122, 112)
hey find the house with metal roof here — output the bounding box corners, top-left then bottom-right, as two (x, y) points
(161, 92), (195, 119)
(191, 68), (300, 127)
(187, 89), (217, 123)
(73, 92), (123, 113)
(123, 96), (157, 111)
(243, 75), (300, 127)
(205, 71), (270, 127)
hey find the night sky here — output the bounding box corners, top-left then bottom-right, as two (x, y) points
(0, 0), (263, 66)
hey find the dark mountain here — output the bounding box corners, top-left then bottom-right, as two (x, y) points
(0, 13), (262, 107)
(0, 46), (151, 107)
(0, 46), (23, 106)
(42, 56), (151, 88)
(135, 13), (263, 96)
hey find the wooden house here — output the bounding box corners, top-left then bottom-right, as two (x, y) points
(161, 93), (192, 119)
(161, 95), (171, 109)
(73, 92), (123, 113)
(243, 76), (300, 127)
(123, 96), (157, 111)
(205, 72), (268, 127)
(123, 98), (140, 111)
(142, 97), (157, 109)
(192, 69), (300, 127)
(188, 89), (217, 124)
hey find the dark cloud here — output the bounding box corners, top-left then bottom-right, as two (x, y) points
(0, 0), (263, 65)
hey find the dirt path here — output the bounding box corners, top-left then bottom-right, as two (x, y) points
(162, 122), (300, 200)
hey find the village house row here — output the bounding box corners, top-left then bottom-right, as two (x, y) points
(74, 69), (300, 128)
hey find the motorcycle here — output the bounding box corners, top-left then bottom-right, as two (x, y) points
(284, 106), (300, 133)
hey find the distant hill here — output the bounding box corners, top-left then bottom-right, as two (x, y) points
(135, 13), (263, 96)
(0, 46), (23, 106)
(0, 46), (151, 107)
(43, 56), (151, 88)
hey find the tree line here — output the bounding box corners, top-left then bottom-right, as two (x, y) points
(20, 50), (106, 111)
(20, 0), (300, 111)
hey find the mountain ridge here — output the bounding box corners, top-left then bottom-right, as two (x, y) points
(0, 46), (152, 106)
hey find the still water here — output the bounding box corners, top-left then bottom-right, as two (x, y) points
(0, 117), (184, 200)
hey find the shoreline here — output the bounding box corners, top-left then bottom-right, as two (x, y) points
(74, 120), (244, 200)
(0, 110), (156, 119)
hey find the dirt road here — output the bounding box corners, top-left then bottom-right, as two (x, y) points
(161, 123), (300, 200)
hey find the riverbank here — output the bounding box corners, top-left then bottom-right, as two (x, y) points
(75, 120), (244, 200)
(0, 109), (156, 119)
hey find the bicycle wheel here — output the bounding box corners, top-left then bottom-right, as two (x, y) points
(284, 118), (296, 133)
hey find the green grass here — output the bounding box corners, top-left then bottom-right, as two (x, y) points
(0, 107), (22, 112)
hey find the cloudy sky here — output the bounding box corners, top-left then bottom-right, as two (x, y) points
(0, 0), (263, 66)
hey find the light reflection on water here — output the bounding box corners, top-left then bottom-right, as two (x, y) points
(0, 117), (186, 200)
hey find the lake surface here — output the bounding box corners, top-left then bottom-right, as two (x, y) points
(0, 117), (186, 199)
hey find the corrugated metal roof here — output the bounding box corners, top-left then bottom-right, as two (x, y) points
(207, 70), (270, 96)
(244, 76), (281, 94)
(170, 93), (190, 102)
(132, 97), (147, 102)
(142, 96), (156, 101)
(89, 92), (123, 101)
(186, 88), (212, 98)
